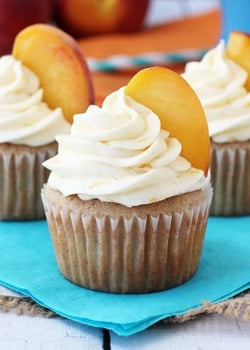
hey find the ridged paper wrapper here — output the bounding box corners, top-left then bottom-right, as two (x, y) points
(0, 142), (57, 220)
(210, 141), (250, 216)
(42, 184), (212, 294)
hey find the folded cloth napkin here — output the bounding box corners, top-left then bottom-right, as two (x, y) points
(0, 216), (249, 336)
(77, 9), (221, 104)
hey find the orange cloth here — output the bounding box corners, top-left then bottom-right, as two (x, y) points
(77, 10), (221, 105)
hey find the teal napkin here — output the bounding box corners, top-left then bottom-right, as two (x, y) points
(0, 216), (249, 336)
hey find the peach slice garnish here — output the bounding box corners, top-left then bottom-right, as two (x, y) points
(125, 66), (210, 175)
(226, 31), (250, 90)
(12, 24), (95, 123)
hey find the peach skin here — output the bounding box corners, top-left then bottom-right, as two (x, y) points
(125, 66), (210, 175)
(12, 23), (95, 123)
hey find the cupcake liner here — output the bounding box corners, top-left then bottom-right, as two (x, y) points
(41, 185), (212, 294)
(0, 143), (57, 220)
(210, 142), (250, 216)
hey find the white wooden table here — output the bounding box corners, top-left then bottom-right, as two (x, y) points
(3, 1), (250, 349)
(1, 285), (250, 350)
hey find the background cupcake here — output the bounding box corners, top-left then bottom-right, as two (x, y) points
(0, 55), (69, 220)
(42, 67), (212, 294)
(0, 24), (94, 220)
(182, 40), (250, 216)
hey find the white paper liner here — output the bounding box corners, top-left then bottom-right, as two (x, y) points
(42, 185), (212, 294)
(0, 143), (57, 220)
(210, 143), (250, 216)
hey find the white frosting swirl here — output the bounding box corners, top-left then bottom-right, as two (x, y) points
(182, 41), (250, 143)
(44, 87), (207, 207)
(0, 55), (70, 146)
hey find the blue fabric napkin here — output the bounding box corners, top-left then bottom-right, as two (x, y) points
(0, 216), (249, 336)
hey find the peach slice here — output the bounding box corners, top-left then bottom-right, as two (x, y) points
(226, 31), (250, 90)
(12, 23), (95, 123)
(125, 66), (210, 175)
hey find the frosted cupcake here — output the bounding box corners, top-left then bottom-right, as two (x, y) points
(42, 67), (212, 294)
(182, 41), (250, 216)
(0, 55), (70, 220)
(0, 23), (94, 220)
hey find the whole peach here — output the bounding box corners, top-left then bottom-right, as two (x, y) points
(54, 0), (150, 37)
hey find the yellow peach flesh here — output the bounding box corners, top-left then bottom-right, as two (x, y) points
(226, 31), (250, 90)
(12, 24), (95, 123)
(125, 66), (210, 175)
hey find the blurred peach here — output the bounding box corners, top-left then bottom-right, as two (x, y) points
(54, 0), (150, 37)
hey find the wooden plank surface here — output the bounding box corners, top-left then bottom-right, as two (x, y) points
(1, 286), (250, 350)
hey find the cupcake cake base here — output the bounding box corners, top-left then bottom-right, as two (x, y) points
(42, 183), (212, 294)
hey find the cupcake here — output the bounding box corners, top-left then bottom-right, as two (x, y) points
(182, 39), (250, 216)
(0, 55), (69, 220)
(42, 67), (212, 294)
(0, 24), (94, 220)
